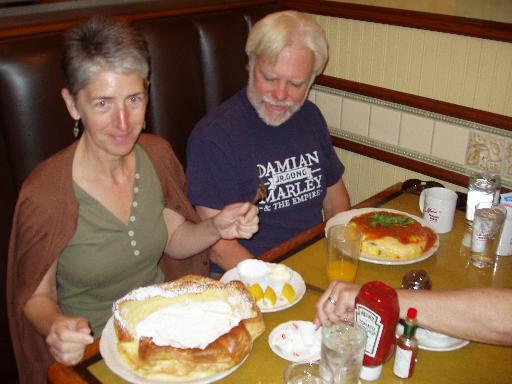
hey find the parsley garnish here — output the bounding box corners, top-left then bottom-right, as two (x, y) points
(370, 213), (415, 227)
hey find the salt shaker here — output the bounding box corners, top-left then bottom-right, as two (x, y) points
(466, 173), (497, 223)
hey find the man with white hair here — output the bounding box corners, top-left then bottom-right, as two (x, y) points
(186, 11), (350, 271)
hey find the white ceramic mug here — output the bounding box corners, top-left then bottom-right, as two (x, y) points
(419, 187), (458, 233)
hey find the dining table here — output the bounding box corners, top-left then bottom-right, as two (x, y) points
(47, 182), (512, 384)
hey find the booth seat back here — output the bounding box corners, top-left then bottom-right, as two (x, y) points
(0, 3), (280, 382)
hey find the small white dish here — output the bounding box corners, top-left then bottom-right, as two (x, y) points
(396, 324), (470, 352)
(268, 320), (322, 362)
(220, 263), (306, 313)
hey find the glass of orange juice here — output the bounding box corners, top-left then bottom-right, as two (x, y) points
(326, 224), (362, 283)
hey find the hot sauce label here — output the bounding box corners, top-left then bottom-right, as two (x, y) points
(355, 304), (384, 358)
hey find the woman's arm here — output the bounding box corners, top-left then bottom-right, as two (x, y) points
(163, 202), (259, 259)
(24, 260), (94, 365)
(196, 205), (255, 270)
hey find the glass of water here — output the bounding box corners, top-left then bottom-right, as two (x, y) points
(283, 361), (328, 384)
(320, 322), (366, 384)
(471, 203), (506, 268)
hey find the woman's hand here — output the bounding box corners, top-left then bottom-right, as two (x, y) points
(213, 202), (259, 240)
(315, 281), (361, 327)
(46, 315), (94, 366)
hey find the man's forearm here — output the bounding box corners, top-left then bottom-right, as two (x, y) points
(398, 288), (512, 345)
(208, 239), (254, 270)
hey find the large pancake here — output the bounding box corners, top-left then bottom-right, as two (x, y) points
(112, 275), (265, 380)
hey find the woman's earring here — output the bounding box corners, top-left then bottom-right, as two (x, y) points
(73, 119), (80, 138)
(142, 121), (146, 130)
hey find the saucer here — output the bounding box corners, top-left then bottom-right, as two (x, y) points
(268, 320), (321, 362)
(396, 324), (470, 352)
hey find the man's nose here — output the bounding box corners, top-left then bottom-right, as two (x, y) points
(273, 81), (288, 101)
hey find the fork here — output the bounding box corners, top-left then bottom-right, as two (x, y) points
(252, 178), (268, 204)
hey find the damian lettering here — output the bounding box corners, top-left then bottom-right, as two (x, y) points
(257, 151), (320, 178)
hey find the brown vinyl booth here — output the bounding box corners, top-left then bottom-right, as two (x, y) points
(0, 2), (282, 382)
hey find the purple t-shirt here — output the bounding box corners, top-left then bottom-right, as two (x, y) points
(186, 89), (344, 256)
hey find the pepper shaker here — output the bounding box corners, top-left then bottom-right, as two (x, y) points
(401, 269), (432, 290)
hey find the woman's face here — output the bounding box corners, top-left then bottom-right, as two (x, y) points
(63, 70), (147, 159)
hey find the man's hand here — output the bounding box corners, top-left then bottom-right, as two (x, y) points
(315, 280), (360, 327)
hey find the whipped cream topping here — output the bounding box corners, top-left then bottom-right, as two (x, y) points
(112, 280), (254, 332)
(267, 264), (291, 292)
(237, 259), (269, 285)
(135, 299), (243, 349)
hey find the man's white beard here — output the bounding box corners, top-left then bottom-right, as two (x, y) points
(246, 67), (307, 127)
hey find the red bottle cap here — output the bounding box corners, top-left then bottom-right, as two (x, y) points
(407, 307), (417, 319)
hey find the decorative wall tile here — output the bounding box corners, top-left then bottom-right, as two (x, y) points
(504, 140), (512, 178)
(369, 105), (400, 145)
(315, 91), (342, 129)
(341, 98), (370, 136)
(399, 113), (434, 154)
(465, 132), (505, 173)
(432, 121), (469, 165)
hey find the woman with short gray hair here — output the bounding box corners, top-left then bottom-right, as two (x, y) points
(8, 16), (259, 384)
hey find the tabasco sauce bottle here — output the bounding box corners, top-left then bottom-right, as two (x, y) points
(393, 307), (419, 379)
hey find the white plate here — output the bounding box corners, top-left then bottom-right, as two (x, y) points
(325, 208), (440, 265)
(268, 320), (321, 362)
(220, 263), (306, 313)
(395, 324), (470, 352)
(100, 317), (248, 384)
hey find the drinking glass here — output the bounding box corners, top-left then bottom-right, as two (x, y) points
(283, 361), (328, 384)
(326, 225), (361, 283)
(470, 203), (506, 268)
(320, 322), (367, 384)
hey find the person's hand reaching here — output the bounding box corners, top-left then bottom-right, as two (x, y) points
(315, 280), (360, 327)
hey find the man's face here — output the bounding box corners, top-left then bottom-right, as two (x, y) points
(247, 46), (315, 126)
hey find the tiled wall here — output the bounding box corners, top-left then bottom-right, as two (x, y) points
(308, 9), (512, 204)
(309, 86), (512, 203)
(334, 147), (464, 205)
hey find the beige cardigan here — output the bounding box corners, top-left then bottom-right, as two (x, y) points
(6, 133), (208, 384)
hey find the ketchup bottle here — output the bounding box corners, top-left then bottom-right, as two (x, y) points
(355, 281), (399, 381)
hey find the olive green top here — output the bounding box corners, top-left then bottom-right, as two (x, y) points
(57, 145), (167, 337)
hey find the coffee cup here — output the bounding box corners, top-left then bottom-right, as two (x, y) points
(419, 187), (458, 233)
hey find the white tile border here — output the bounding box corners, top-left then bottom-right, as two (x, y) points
(313, 84), (512, 187)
